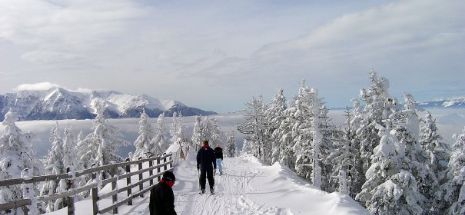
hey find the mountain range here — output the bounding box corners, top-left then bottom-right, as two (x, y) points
(0, 86), (216, 121)
(417, 97), (465, 109)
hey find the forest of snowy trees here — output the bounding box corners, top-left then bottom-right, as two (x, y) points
(0, 103), (235, 213)
(238, 72), (465, 215)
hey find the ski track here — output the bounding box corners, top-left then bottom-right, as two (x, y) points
(174, 156), (291, 215)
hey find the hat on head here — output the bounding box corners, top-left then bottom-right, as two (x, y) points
(162, 171), (175, 182)
(203, 140), (209, 145)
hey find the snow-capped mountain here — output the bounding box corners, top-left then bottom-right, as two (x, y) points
(418, 97), (465, 109)
(0, 85), (216, 121)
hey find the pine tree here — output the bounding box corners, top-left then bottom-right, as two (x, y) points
(41, 122), (67, 212)
(442, 127), (465, 214)
(394, 94), (435, 213)
(77, 103), (127, 179)
(265, 89), (287, 165)
(419, 112), (451, 213)
(0, 111), (35, 208)
(227, 131), (236, 157)
(356, 123), (424, 214)
(62, 128), (77, 172)
(311, 89), (323, 189)
(291, 82), (315, 180)
(170, 112), (186, 160)
(356, 72), (396, 175)
(191, 116), (203, 150)
(275, 108), (296, 169)
(237, 96), (268, 162)
(327, 108), (363, 197)
(133, 110), (157, 159)
(152, 113), (169, 154)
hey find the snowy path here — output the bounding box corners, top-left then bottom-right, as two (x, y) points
(174, 156), (290, 215)
(170, 152), (367, 215)
(49, 152), (367, 215)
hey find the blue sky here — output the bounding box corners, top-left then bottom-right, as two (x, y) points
(0, 0), (464, 112)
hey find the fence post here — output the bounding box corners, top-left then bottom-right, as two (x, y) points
(91, 173), (98, 215)
(66, 167), (75, 215)
(157, 157), (161, 182)
(164, 157), (168, 171)
(149, 158), (154, 186)
(125, 158), (132, 205)
(112, 178), (118, 214)
(138, 159), (143, 197)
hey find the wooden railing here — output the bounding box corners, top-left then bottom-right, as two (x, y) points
(0, 153), (173, 215)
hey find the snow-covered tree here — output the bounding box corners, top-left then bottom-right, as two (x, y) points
(265, 89), (287, 165)
(191, 116), (203, 151)
(238, 96), (268, 161)
(152, 113), (169, 154)
(41, 122), (68, 212)
(0, 111), (35, 206)
(327, 108), (363, 197)
(191, 116), (203, 150)
(290, 82), (314, 180)
(62, 128), (76, 172)
(420, 112), (450, 213)
(226, 131), (236, 157)
(77, 103), (127, 179)
(289, 82), (326, 189)
(170, 112), (187, 160)
(442, 127), (465, 214)
(311, 90), (322, 189)
(356, 72), (396, 175)
(356, 123), (424, 214)
(273, 104), (296, 170)
(22, 168), (39, 214)
(393, 94), (436, 213)
(132, 110), (157, 159)
(192, 116), (226, 151)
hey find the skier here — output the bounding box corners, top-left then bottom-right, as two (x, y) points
(197, 140), (216, 194)
(149, 171), (177, 215)
(214, 144), (224, 175)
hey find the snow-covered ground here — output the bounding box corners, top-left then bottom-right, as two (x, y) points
(49, 149), (366, 215)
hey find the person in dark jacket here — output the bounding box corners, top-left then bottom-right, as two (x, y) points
(149, 171), (177, 215)
(214, 144), (224, 175)
(197, 140), (216, 194)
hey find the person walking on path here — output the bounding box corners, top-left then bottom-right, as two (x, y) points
(197, 140), (216, 194)
(214, 144), (224, 175)
(149, 171), (177, 215)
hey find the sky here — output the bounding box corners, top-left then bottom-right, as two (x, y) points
(0, 0), (464, 113)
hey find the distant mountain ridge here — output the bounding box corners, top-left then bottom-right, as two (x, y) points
(0, 85), (216, 121)
(418, 97), (465, 109)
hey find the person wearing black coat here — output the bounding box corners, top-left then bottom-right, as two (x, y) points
(149, 171), (177, 215)
(197, 140), (216, 194)
(214, 145), (224, 175)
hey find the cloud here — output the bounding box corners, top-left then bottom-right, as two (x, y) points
(0, 0), (146, 64)
(0, 0), (463, 111)
(15, 82), (60, 91)
(251, 0), (464, 72)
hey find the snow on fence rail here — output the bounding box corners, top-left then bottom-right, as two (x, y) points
(0, 153), (174, 215)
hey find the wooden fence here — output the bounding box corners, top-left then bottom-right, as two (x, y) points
(0, 153), (173, 215)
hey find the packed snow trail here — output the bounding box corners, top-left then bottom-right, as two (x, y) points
(169, 151), (367, 215)
(48, 151), (367, 215)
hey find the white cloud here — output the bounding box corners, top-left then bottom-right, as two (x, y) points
(0, 0), (464, 111)
(15, 82), (60, 91)
(0, 0), (145, 64)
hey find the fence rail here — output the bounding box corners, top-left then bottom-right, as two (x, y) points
(0, 153), (173, 215)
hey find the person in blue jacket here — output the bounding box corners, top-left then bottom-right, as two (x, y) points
(214, 144), (224, 175)
(197, 140), (216, 194)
